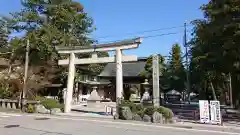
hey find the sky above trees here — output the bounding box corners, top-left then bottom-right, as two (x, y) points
(0, 0), (209, 57)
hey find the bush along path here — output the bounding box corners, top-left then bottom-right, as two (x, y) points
(26, 97), (63, 114)
(118, 100), (174, 124)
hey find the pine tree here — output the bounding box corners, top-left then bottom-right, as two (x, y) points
(166, 43), (186, 93)
(0, 19), (8, 49)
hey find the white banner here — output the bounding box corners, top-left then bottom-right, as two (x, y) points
(199, 100), (210, 123)
(210, 100), (222, 124)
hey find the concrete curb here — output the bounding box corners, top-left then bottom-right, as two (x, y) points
(173, 121), (240, 130)
(53, 112), (113, 119)
(177, 119), (240, 126)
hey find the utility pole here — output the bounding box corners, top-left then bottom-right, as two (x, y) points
(21, 39), (30, 111)
(184, 23), (191, 102)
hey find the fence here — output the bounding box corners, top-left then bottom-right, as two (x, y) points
(0, 99), (40, 109)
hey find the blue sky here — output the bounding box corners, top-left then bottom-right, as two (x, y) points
(0, 0), (208, 57)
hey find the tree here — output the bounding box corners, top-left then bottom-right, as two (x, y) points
(165, 43), (186, 93)
(139, 54), (169, 92)
(0, 0), (101, 99)
(0, 18), (9, 50)
(139, 54), (166, 79)
(190, 0), (240, 105)
(5, 0), (94, 63)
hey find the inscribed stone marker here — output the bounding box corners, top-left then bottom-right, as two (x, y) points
(152, 54), (160, 107)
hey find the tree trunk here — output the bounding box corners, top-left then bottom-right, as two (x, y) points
(7, 51), (15, 74)
(210, 81), (217, 100)
(204, 80), (207, 100)
(8, 65), (12, 75)
(228, 73), (233, 108)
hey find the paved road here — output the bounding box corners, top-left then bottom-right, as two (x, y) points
(0, 112), (240, 135)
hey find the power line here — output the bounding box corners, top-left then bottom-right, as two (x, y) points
(94, 24), (192, 40)
(97, 30), (191, 45)
(97, 32), (179, 44)
(143, 31), (183, 39)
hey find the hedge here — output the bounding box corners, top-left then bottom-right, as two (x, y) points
(119, 100), (174, 120)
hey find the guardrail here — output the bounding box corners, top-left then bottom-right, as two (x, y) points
(0, 99), (40, 109)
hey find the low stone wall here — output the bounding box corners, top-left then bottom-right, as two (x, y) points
(0, 99), (40, 109)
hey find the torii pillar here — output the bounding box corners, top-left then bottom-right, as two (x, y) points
(65, 53), (76, 113)
(116, 48), (123, 100)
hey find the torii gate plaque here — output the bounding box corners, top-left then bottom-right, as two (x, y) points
(56, 38), (142, 113)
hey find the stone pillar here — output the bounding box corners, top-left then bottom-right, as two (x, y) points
(116, 49), (123, 99)
(7, 102), (11, 109)
(2, 101), (6, 108)
(12, 102), (17, 109)
(62, 88), (67, 105)
(152, 54), (160, 107)
(64, 53), (75, 113)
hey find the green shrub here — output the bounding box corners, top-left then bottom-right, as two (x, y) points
(129, 103), (136, 112)
(163, 107), (174, 120)
(0, 87), (13, 99)
(26, 104), (35, 113)
(120, 100), (134, 110)
(120, 100), (144, 114)
(130, 104), (144, 114)
(136, 110), (145, 117)
(120, 100), (133, 106)
(120, 101), (174, 120)
(59, 103), (64, 111)
(135, 104), (144, 112)
(156, 106), (165, 114)
(34, 96), (63, 110)
(34, 96), (46, 102)
(156, 106), (174, 120)
(144, 106), (156, 116)
(41, 99), (62, 110)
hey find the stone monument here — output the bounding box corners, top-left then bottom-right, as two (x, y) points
(152, 54), (160, 107)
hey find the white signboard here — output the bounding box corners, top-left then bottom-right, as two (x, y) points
(210, 100), (222, 124)
(112, 107), (116, 116)
(105, 106), (112, 115)
(199, 100), (210, 123)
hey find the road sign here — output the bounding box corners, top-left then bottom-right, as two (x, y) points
(199, 100), (210, 123)
(210, 100), (222, 124)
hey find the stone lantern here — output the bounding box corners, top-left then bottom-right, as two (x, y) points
(140, 79), (151, 103)
(87, 76), (102, 104)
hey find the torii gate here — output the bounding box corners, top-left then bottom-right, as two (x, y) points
(56, 38), (142, 113)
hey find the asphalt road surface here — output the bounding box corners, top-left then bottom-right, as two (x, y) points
(0, 112), (240, 135)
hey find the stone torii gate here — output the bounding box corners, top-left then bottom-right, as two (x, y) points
(56, 38), (142, 113)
